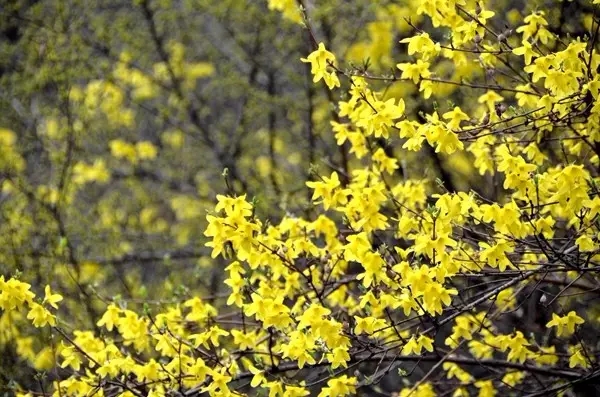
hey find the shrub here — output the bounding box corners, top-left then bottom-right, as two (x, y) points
(2, 0), (600, 396)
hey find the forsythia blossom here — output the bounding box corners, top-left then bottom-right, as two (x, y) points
(301, 42), (340, 89)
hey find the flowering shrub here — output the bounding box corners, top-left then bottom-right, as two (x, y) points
(2, 0), (600, 396)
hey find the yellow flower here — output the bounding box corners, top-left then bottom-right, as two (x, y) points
(397, 60), (431, 83)
(354, 316), (386, 335)
(135, 141), (158, 160)
(301, 43), (340, 90)
(546, 311), (585, 337)
(317, 375), (356, 397)
(248, 364), (267, 388)
(27, 303), (56, 328)
(512, 40), (538, 65)
(569, 344), (590, 368)
(43, 285), (63, 309)
(268, 0), (303, 24)
(109, 139), (137, 163)
(399, 32), (440, 60)
(535, 346), (559, 366)
(306, 172), (348, 210)
(478, 91), (504, 112)
(576, 235), (595, 252)
(402, 335), (434, 355)
(479, 239), (514, 271)
(97, 303), (121, 331)
(475, 380), (496, 397)
(327, 346), (350, 369)
(60, 346), (82, 371)
(231, 330), (256, 351)
(442, 106), (470, 130)
(495, 287), (516, 311)
(0, 276), (35, 310)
